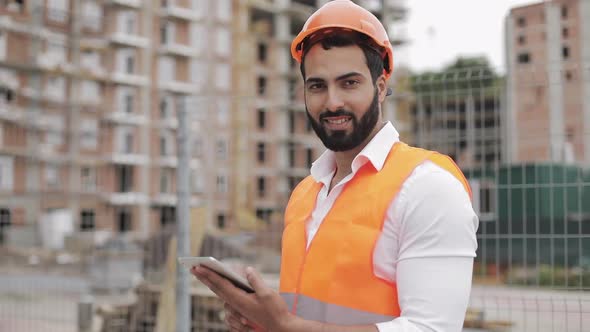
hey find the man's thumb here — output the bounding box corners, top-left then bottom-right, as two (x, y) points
(245, 266), (265, 292)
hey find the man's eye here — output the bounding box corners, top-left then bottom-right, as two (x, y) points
(308, 83), (324, 90)
(344, 80), (359, 86)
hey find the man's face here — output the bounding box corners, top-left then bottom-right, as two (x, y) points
(303, 43), (385, 152)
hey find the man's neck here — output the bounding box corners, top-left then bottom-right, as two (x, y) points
(332, 146), (363, 180)
(329, 122), (386, 190)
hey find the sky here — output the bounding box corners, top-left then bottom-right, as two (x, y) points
(400, 0), (542, 73)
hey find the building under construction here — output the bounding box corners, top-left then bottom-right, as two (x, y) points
(0, 0), (410, 250)
(504, 0), (590, 165)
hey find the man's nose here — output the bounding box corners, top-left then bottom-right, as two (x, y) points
(325, 88), (345, 112)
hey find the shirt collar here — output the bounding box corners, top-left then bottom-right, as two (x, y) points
(310, 121), (400, 184)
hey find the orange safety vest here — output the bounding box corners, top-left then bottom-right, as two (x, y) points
(279, 142), (472, 325)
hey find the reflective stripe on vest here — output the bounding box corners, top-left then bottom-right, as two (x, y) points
(280, 142), (472, 324)
(281, 293), (396, 325)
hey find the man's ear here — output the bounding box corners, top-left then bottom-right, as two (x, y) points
(377, 75), (387, 103)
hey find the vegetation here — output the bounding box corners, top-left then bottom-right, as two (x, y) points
(506, 265), (590, 288)
(410, 56), (503, 98)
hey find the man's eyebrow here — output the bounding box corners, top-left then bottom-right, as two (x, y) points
(335, 72), (363, 81)
(305, 72), (364, 84)
(305, 77), (324, 84)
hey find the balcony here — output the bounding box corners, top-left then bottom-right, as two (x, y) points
(80, 37), (109, 51)
(25, 114), (44, 130)
(158, 118), (179, 130)
(33, 115), (64, 132)
(388, 25), (408, 46)
(77, 90), (104, 106)
(41, 91), (67, 104)
(156, 156), (178, 168)
(152, 193), (177, 206)
(103, 112), (147, 126)
(111, 72), (149, 86)
(104, 192), (149, 206)
(38, 145), (67, 162)
(247, 0), (279, 13)
(358, 0), (382, 12)
(160, 5), (200, 21)
(0, 69), (18, 89)
(159, 43), (199, 57)
(384, 0), (408, 21)
(0, 104), (24, 123)
(18, 87), (49, 104)
(109, 32), (149, 48)
(385, 0), (407, 11)
(36, 54), (75, 73)
(108, 0), (141, 8)
(158, 80), (199, 94)
(279, 167), (309, 178)
(80, 67), (108, 81)
(283, 1), (314, 18)
(108, 153), (148, 165)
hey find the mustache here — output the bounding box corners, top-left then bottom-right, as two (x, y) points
(319, 110), (356, 121)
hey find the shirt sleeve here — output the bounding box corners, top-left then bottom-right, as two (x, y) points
(376, 161), (479, 332)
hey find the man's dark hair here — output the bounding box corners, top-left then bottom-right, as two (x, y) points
(299, 32), (385, 84)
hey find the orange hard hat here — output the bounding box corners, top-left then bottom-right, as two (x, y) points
(291, 0), (394, 79)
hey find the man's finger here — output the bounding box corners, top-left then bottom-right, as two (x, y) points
(227, 315), (252, 332)
(226, 313), (247, 330)
(245, 267), (267, 293)
(195, 266), (257, 310)
(225, 306), (243, 322)
(198, 276), (225, 301)
(245, 267), (275, 303)
(197, 269), (238, 303)
(200, 266), (241, 291)
(225, 303), (254, 327)
(197, 266), (235, 294)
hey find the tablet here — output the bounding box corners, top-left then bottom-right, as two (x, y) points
(178, 256), (255, 293)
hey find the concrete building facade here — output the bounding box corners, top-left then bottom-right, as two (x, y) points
(0, 0), (408, 246)
(505, 0), (590, 165)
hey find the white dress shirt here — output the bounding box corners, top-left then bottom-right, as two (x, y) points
(307, 122), (479, 332)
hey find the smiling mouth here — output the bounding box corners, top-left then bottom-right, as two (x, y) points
(323, 116), (352, 125)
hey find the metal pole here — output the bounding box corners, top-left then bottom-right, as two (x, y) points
(27, 0), (43, 245)
(68, 0), (82, 231)
(77, 294), (94, 332)
(176, 96), (191, 332)
(139, 0), (154, 239)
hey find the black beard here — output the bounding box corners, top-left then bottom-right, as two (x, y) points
(306, 90), (380, 152)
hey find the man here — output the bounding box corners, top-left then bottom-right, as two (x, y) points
(192, 1), (479, 331)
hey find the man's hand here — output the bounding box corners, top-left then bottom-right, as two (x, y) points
(191, 265), (294, 332)
(192, 266), (378, 332)
(224, 303), (264, 332)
